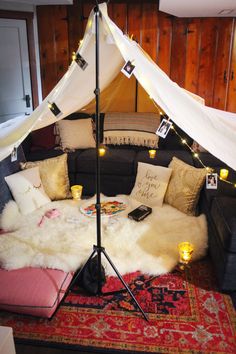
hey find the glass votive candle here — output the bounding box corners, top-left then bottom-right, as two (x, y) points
(220, 169), (229, 180)
(99, 147), (106, 157)
(178, 242), (194, 265)
(71, 185), (83, 200)
(149, 149), (156, 159)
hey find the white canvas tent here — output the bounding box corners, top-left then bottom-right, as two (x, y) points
(0, 2), (236, 170)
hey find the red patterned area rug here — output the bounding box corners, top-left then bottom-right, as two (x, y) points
(0, 259), (236, 354)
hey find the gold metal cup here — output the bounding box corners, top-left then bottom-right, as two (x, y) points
(149, 149), (156, 159)
(71, 185), (83, 200)
(178, 242), (194, 268)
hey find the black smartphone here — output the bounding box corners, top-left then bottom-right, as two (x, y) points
(128, 205), (152, 221)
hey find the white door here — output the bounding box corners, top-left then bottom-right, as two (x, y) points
(0, 18), (33, 123)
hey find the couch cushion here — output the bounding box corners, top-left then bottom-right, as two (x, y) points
(211, 196), (236, 253)
(75, 173), (135, 196)
(76, 148), (136, 176)
(25, 149), (63, 162)
(0, 267), (73, 318)
(67, 150), (84, 173)
(135, 150), (193, 171)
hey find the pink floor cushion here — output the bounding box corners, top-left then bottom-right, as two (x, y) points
(0, 267), (73, 318)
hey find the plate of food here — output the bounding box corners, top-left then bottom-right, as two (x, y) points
(80, 198), (127, 217)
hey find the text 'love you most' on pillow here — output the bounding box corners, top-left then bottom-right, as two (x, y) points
(131, 162), (172, 207)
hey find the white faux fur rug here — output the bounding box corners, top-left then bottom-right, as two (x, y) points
(0, 195), (208, 276)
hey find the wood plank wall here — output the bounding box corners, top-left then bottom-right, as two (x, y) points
(36, 1), (236, 112)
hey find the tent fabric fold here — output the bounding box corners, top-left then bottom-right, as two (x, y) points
(0, 2), (236, 170)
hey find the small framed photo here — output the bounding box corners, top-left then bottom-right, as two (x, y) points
(48, 102), (62, 118)
(156, 119), (172, 138)
(121, 60), (135, 78)
(206, 173), (218, 189)
(75, 52), (88, 70)
(11, 147), (17, 162)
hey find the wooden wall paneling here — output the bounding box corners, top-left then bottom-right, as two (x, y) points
(67, 0), (83, 57)
(157, 11), (172, 76)
(53, 6), (69, 82)
(170, 17), (187, 87)
(197, 18), (218, 106)
(227, 19), (236, 113)
(141, 2), (158, 61)
(37, 6), (58, 97)
(37, 6), (69, 98)
(127, 2), (141, 43)
(82, 2), (94, 33)
(109, 2), (127, 33)
(137, 3), (158, 112)
(127, 3), (142, 111)
(185, 19), (201, 94)
(212, 18), (234, 110)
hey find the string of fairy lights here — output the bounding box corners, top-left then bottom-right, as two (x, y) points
(150, 98), (236, 189)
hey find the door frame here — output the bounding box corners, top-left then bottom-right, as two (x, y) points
(0, 10), (39, 109)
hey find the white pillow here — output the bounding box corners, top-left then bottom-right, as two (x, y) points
(56, 119), (96, 150)
(5, 167), (51, 215)
(131, 162), (172, 207)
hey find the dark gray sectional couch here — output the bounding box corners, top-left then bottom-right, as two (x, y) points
(1, 113), (236, 297)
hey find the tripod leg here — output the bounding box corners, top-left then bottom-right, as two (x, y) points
(101, 248), (149, 321)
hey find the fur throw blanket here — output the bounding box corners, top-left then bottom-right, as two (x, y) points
(0, 195), (208, 276)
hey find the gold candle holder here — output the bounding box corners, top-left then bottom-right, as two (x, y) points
(220, 169), (229, 180)
(99, 147), (106, 157)
(71, 185), (83, 200)
(178, 242), (194, 269)
(149, 149), (156, 159)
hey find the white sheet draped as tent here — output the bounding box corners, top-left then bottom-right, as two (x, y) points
(0, 3), (236, 170)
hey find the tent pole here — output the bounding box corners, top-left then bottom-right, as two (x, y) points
(94, 3), (102, 294)
(66, 3), (148, 322)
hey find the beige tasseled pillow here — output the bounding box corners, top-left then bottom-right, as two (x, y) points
(164, 157), (207, 215)
(20, 154), (71, 200)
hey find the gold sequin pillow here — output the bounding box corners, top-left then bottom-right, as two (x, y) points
(20, 154), (71, 200)
(164, 157), (207, 215)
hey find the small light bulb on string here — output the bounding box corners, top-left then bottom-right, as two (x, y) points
(182, 139), (187, 144)
(72, 51), (77, 61)
(194, 152), (199, 158)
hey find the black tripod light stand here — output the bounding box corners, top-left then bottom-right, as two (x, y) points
(70, 3), (148, 322)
